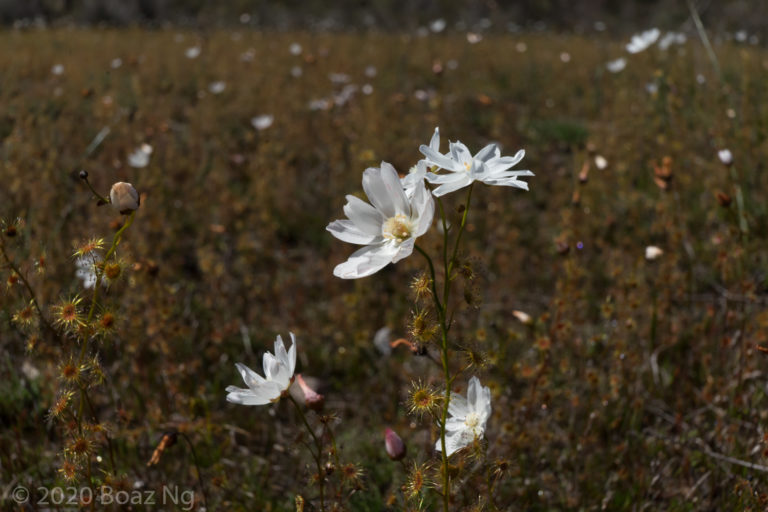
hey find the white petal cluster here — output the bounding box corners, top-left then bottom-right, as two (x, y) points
(718, 149), (733, 166)
(128, 143), (153, 168)
(420, 137), (533, 197)
(401, 127), (440, 197)
(327, 162), (435, 279)
(626, 28), (660, 54)
(75, 255), (105, 289)
(226, 333), (297, 406)
(605, 57), (627, 73)
(436, 376), (492, 456)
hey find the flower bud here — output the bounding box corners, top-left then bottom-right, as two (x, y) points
(110, 182), (140, 214)
(718, 149), (733, 166)
(384, 428), (407, 461)
(645, 246), (663, 261)
(297, 374), (324, 412)
(512, 310), (533, 325)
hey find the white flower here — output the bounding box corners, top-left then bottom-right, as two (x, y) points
(327, 162), (435, 279)
(645, 246), (663, 260)
(75, 255), (105, 289)
(594, 155), (608, 170)
(658, 31), (687, 51)
(466, 32), (482, 44)
(128, 143), (153, 168)
(51, 64), (64, 76)
(429, 18), (446, 33)
(626, 28), (660, 54)
(289, 42), (302, 56)
(718, 149), (733, 165)
(401, 127), (440, 196)
(606, 57), (626, 73)
(208, 81), (226, 94)
(251, 115), (274, 131)
(436, 376), (491, 456)
(420, 139), (533, 197)
(185, 46), (201, 59)
(226, 333), (297, 406)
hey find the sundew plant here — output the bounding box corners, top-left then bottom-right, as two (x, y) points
(224, 128), (532, 510)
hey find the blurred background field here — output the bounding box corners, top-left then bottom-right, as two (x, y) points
(2, 4), (768, 510)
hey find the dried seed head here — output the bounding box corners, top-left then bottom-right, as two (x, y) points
(409, 310), (438, 344)
(74, 238), (105, 258)
(50, 391), (74, 419)
(340, 463), (364, 486)
(405, 462), (433, 500)
(410, 272), (432, 302)
(58, 458), (79, 482)
(104, 262), (122, 281)
(67, 435), (95, 458)
(12, 302), (36, 328)
(716, 190), (732, 208)
(407, 381), (442, 417)
(53, 296), (85, 332)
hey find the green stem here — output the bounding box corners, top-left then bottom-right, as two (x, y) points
(0, 236), (55, 336)
(686, 0), (722, 81)
(288, 395), (325, 512)
(179, 432), (209, 510)
(436, 184), (476, 512)
(414, 245), (444, 315)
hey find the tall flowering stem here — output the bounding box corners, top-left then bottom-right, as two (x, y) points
(288, 395), (326, 512)
(418, 184), (475, 511)
(74, 210), (136, 491)
(328, 129), (531, 510)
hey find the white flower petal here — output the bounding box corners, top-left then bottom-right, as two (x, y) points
(429, 127), (441, 152)
(362, 166), (398, 218)
(287, 333), (297, 375)
(226, 385), (280, 405)
(343, 195), (385, 235)
(432, 174), (473, 197)
(262, 352), (280, 381)
(420, 145), (461, 171)
(426, 172), (467, 184)
(235, 362), (267, 389)
(326, 220), (379, 245)
(391, 238), (415, 263)
(333, 243), (397, 279)
(474, 143), (499, 162)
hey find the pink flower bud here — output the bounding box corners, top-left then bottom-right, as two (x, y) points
(384, 428), (406, 461)
(297, 374), (324, 412)
(110, 182), (140, 214)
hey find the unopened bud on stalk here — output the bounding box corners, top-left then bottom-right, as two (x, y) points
(512, 310), (533, 325)
(110, 182), (140, 214)
(297, 374), (324, 411)
(384, 428), (407, 461)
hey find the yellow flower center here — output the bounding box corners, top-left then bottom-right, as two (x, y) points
(465, 412), (481, 432)
(382, 214), (413, 243)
